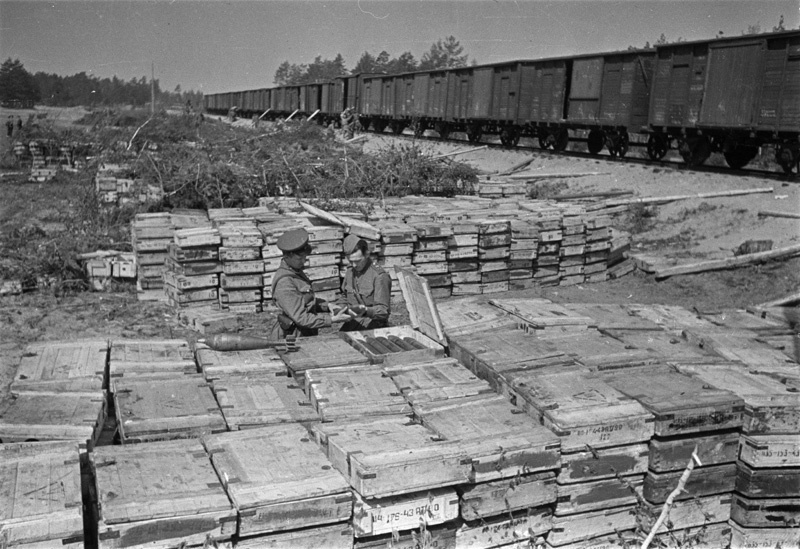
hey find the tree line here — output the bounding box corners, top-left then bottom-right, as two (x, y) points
(274, 36), (470, 86)
(0, 58), (203, 110)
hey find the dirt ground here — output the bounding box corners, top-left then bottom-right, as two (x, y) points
(1, 110), (798, 401)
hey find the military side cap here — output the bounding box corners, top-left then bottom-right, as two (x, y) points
(343, 234), (365, 255)
(277, 228), (310, 252)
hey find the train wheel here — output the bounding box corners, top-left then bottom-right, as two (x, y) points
(435, 122), (450, 140)
(360, 118), (371, 131)
(539, 132), (554, 150)
(647, 134), (669, 160)
(553, 128), (569, 151)
(500, 128), (520, 148)
(679, 136), (711, 166)
(467, 125), (483, 144)
(777, 141), (800, 175)
(412, 120), (427, 138)
(587, 130), (605, 155)
(390, 121), (405, 135)
(374, 120), (388, 133)
(608, 131), (629, 158)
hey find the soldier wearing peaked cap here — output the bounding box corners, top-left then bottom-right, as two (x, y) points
(339, 234), (392, 332)
(268, 228), (350, 340)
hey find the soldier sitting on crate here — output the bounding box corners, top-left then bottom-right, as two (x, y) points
(268, 228), (350, 340)
(339, 235), (392, 332)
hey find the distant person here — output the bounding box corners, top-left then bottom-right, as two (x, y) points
(16, 116), (23, 131)
(340, 108), (355, 140)
(339, 235), (392, 331)
(6, 117), (13, 138)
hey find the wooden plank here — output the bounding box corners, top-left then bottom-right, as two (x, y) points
(557, 443), (649, 484)
(643, 463), (736, 504)
(281, 334), (370, 379)
(673, 363), (800, 435)
(0, 392), (105, 449)
(213, 375), (318, 430)
(560, 303), (660, 331)
(683, 328), (797, 369)
(536, 329), (660, 370)
(545, 531), (638, 549)
(235, 523), (353, 549)
(383, 358), (494, 405)
(648, 431), (740, 473)
(655, 243), (800, 280)
(195, 345), (286, 381)
(113, 375), (226, 443)
(601, 328), (716, 364)
(458, 471), (556, 521)
(626, 303), (715, 333)
(108, 339), (196, 378)
(353, 523), (455, 549)
(731, 494), (800, 529)
(548, 505), (637, 546)
(202, 424), (352, 536)
(93, 439), (236, 547)
(729, 522), (800, 549)
(352, 488), (459, 537)
(456, 507), (552, 548)
(736, 463), (800, 498)
(555, 474), (644, 515)
(507, 369), (654, 452)
(11, 339), (107, 394)
(598, 366), (745, 437)
(0, 441), (83, 546)
(306, 364), (411, 421)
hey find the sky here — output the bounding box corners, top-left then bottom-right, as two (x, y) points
(1, 0), (798, 95)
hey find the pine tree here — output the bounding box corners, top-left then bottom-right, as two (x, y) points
(418, 36), (469, 70)
(0, 58), (40, 103)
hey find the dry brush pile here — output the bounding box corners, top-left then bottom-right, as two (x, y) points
(1, 110), (479, 291)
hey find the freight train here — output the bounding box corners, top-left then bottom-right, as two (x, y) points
(205, 30), (800, 174)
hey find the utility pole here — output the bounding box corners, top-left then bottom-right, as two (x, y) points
(151, 62), (155, 114)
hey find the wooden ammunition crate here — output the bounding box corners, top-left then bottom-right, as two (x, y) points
(639, 494), (731, 534)
(729, 522), (799, 549)
(458, 471), (557, 521)
(731, 494), (800, 529)
(108, 338), (196, 379)
(736, 462), (800, 498)
(648, 430), (740, 472)
(413, 394), (561, 482)
(93, 439), (236, 548)
(353, 524), (455, 549)
(739, 434), (800, 467)
(342, 325), (444, 365)
(352, 488), (459, 537)
(112, 375), (226, 443)
(281, 334), (371, 380)
(306, 364), (411, 421)
(555, 475), (644, 516)
(507, 369), (655, 452)
(549, 505), (637, 546)
(195, 346), (286, 381)
(558, 443), (649, 484)
(436, 296), (512, 336)
(598, 366), (745, 437)
(0, 392), (105, 449)
(1, 441), (83, 547)
(382, 357), (493, 405)
(643, 463), (737, 503)
(203, 424), (353, 536)
(11, 339), (108, 395)
(650, 522), (732, 549)
(456, 507), (552, 548)
(212, 375), (318, 430)
(235, 523), (353, 549)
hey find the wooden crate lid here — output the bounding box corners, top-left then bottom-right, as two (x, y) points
(395, 268), (446, 346)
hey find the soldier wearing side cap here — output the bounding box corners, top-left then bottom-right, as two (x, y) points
(339, 234), (392, 332)
(269, 228), (350, 340)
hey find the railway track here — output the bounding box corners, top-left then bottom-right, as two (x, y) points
(364, 128), (797, 182)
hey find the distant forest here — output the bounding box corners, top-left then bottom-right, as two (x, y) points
(0, 58), (203, 109)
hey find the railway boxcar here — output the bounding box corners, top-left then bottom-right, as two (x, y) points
(516, 58), (570, 146)
(648, 29), (800, 172)
(566, 50), (655, 157)
(360, 75), (384, 131)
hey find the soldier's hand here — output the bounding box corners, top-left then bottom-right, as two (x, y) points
(349, 305), (368, 317)
(331, 309), (351, 323)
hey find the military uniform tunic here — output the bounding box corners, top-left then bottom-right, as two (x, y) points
(340, 259), (391, 331)
(269, 259), (331, 339)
